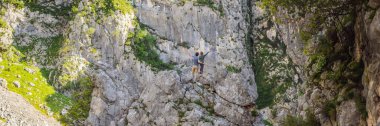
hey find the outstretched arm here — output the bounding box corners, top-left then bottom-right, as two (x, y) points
(204, 52), (210, 57)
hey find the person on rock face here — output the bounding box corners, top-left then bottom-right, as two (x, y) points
(192, 52), (200, 80)
(198, 51), (209, 74)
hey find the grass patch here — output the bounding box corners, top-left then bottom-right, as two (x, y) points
(0, 47), (72, 119)
(86, 27), (96, 36)
(263, 120), (273, 126)
(193, 99), (203, 107)
(24, 1), (72, 18)
(0, 18), (7, 28)
(0, 116), (6, 123)
(322, 100), (337, 120)
(226, 65), (241, 73)
(0, 47), (94, 125)
(200, 116), (214, 125)
(14, 35), (64, 65)
(2, 0), (25, 9)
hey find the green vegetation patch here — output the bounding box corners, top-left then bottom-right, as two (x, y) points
(0, 18), (7, 28)
(194, 0), (224, 16)
(25, 2), (72, 18)
(263, 119), (273, 126)
(322, 99), (337, 120)
(0, 47), (72, 119)
(14, 35), (65, 65)
(226, 65), (241, 73)
(60, 77), (94, 125)
(282, 110), (320, 126)
(1, 46), (94, 125)
(0, 116), (6, 123)
(354, 93), (368, 118)
(1, 0), (25, 9)
(252, 35), (298, 109)
(127, 21), (174, 72)
(82, 0), (134, 18)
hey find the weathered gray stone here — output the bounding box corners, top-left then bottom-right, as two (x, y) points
(337, 100), (361, 126)
(0, 87), (60, 125)
(0, 78), (7, 89)
(369, 0), (380, 8)
(29, 82), (35, 87)
(13, 81), (20, 88)
(24, 68), (35, 74)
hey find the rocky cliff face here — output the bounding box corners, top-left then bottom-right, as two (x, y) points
(250, 0), (380, 125)
(362, 0), (380, 125)
(1, 0), (380, 125)
(84, 0), (257, 125)
(1, 0), (258, 125)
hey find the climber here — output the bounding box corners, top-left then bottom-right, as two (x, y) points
(198, 51), (209, 74)
(191, 52), (200, 80)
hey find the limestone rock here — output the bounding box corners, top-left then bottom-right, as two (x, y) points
(369, 0), (380, 8)
(0, 78), (7, 89)
(13, 81), (20, 88)
(337, 100), (361, 126)
(0, 87), (60, 125)
(24, 68), (35, 74)
(29, 82), (35, 87)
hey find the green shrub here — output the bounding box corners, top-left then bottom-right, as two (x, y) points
(177, 0), (187, 6)
(110, 0), (134, 14)
(263, 120), (273, 126)
(91, 0), (133, 15)
(61, 77), (94, 125)
(282, 110), (319, 126)
(86, 27), (96, 36)
(251, 110), (259, 117)
(354, 94), (367, 118)
(322, 100), (337, 120)
(127, 22), (174, 72)
(300, 31), (312, 42)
